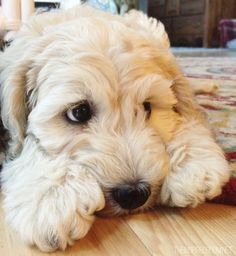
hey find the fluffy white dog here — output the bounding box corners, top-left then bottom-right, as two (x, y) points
(0, 5), (230, 252)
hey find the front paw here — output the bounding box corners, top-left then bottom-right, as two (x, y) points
(160, 148), (230, 208)
(3, 166), (105, 252)
(5, 181), (105, 252)
(10, 185), (104, 252)
(31, 207), (94, 252)
(160, 121), (231, 208)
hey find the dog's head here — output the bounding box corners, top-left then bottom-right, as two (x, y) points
(0, 6), (202, 215)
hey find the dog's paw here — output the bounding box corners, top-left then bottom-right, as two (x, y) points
(30, 209), (94, 252)
(15, 186), (104, 252)
(3, 163), (105, 252)
(160, 146), (230, 208)
(21, 181), (104, 252)
(160, 171), (221, 208)
(6, 182), (105, 252)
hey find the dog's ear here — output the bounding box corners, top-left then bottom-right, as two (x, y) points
(0, 8), (71, 158)
(0, 18), (54, 158)
(123, 10), (170, 49)
(0, 47), (35, 158)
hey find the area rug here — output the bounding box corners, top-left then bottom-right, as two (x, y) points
(178, 57), (236, 205)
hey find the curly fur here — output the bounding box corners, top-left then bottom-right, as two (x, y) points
(0, 5), (230, 252)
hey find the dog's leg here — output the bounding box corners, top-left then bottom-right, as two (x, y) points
(160, 120), (230, 207)
(1, 138), (105, 252)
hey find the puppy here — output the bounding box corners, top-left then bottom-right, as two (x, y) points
(0, 6), (230, 252)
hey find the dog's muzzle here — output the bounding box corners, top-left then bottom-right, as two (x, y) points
(111, 182), (150, 210)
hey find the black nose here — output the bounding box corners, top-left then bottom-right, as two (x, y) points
(111, 182), (151, 210)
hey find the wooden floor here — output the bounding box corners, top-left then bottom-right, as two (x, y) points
(0, 199), (235, 256)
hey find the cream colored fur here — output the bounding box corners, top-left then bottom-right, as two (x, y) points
(0, 5), (230, 252)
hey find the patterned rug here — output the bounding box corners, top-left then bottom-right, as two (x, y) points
(178, 57), (236, 205)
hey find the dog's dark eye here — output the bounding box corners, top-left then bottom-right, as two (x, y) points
(143, 101), (151, 118)
(66, 101), (92, 123)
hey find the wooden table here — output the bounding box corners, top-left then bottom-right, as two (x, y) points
(0, 198), (235, 256)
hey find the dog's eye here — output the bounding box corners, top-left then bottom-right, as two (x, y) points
(66, 101), (92, 123)
(143, 101), (151, 118)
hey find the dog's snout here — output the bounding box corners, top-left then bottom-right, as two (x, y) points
(112, 182), (150, 210)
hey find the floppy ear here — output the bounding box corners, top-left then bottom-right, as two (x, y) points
(0, 6), (77, 158)
(0, 47), (35, 158)
(0, 16), (56, 158)
(123, 10), (170, 49)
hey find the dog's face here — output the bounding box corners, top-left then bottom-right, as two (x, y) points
(0, 7), (198, 216)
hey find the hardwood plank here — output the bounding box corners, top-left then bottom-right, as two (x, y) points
(66, 217), (151, 256)
(124, 204), (236, 256)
